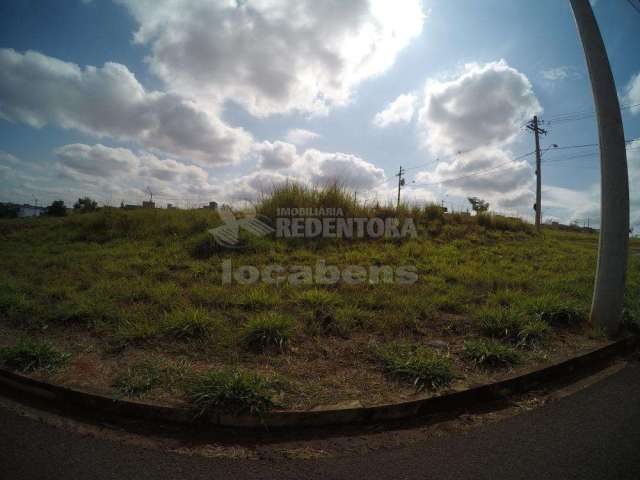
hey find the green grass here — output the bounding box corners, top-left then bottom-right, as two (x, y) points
(240, 313), (295, 353)
(0, 340), (66, 372)
(114, 361), (161, 397)
(462, 339), (522, 367)
(114, 357), (191, 397)
(377, 342), (455, 390)
(186, 369), (277, 417)
(161, 308), (223, 341)
(0, 186), (638, 407)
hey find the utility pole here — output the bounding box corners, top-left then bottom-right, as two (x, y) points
(527, 115), (547, 229)
(396, 166), (405, 210)
(570, 0), (629, 336)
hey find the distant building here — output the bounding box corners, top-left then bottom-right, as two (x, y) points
(167, 203), (177, 209)
(207, 201), (218, 210)
(123, 204), (141, 210)
(17, 204), (46, 218)
(142, 201), (155, 209)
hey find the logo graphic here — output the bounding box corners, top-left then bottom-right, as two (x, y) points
(209, 205), (274, 248)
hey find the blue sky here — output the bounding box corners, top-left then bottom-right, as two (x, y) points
(0, 0), (639, 228)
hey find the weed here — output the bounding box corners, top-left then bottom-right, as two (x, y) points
(162, 308), (221, 341)
(240, 313), (294, 353)
(186, 369), (276, 417)
(114, 361), (161, 397)
(517, 318), (550, 347)
(524, 294), (587, 326)
(377, 342), (455, 390)
(0, 340), (65, 372)
(477, 305), (525, 340)
(462, 339), (521, 367)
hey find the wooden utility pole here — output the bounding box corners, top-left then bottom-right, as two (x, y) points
(570, 0), (629, 336)
(527, 115), (547, 229)
(396, 166), (405, 210)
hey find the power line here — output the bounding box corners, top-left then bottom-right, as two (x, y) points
(543, 102), (640, 125)
(626, 0), (640, 16)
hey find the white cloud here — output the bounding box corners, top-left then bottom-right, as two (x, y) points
(0, 165), (13, 180)
(225, 142), (386, 200)
(285, 128), (321, 146)
(55, 144), (139, 178)
(300, 149), (385, 190)
(0, 151), (20, 166)
(253, 141), (299, 170)
(409, 61), (541, 215)
(0, 49), (252, 165)
(541, 66), (580, 81)
(413, 147), (534, 211)
(625, 72), (640, 115)
(373, 93), (417, 127)
(47, 141), (386, 207)
(53, 144), (217, 203)
(417, 60), (541, 154)
(117, 0), (425, 117)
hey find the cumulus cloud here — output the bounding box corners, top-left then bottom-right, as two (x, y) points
(625, 72), (640, 115)
(285, 128), (321, 146)
(417, 60), (541, 153)
(373, 93), (417, 127)
(300, 149), (385, 189)
(253, 141), (299, 170)
(54, 144), (139, 178)
(53, 143), (217, 203)
(225, 142), (386, 200)
(414, 147), (534, 211)
(48, 141), (386, 207)
(409, 61), (541, 214)
(118, 0), (425, 117)
(0, 49), (252, 164)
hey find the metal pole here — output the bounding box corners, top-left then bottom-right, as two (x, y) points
(569, 0), (630, 336)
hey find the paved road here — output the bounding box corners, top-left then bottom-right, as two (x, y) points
(2, 363), (640, 480)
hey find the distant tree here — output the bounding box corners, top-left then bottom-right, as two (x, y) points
(0, 203), (19, 219)
(46, 200), (67, 217)
(467, 197), (490, 214)
(73, 197), (98, 213)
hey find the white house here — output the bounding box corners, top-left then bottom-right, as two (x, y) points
(17, 205), (46, 218)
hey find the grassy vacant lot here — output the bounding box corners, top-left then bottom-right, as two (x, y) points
(1, 185), (639, 414)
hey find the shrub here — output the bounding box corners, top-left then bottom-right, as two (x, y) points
(377, 343), (455, 391)
(240, 313), (294, 353)
(0, 340), (65, 372)
(422, 203), (446, 223)
(186, 369), (276, 417)
(462, 339), (521, 367)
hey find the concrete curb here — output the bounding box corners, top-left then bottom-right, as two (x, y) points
(0, 336), (637, 429)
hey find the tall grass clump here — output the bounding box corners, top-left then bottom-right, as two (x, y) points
(0, 340), (65, 372)
(256, 181), (363, 221)
(161, 308), (223, 341)
(240, 313), (295, 353)
(462, 339), (521, 367)
(377, 342), (455, 390)
(186, 369), (277, 417)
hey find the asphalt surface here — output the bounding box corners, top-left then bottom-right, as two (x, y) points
(1, 363), (640, 480)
